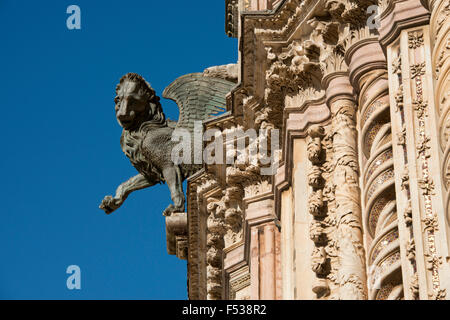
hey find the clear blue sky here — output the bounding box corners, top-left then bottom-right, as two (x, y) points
(0, 1), (237, 299)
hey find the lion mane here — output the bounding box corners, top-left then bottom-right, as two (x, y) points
(115, 72), (167, 128)
(116, 73), (169, 183)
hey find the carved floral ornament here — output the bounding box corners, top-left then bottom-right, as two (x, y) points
(411, 62), (426, 79)
(408, 31), (424, 49)
(265, 41), (322, 98)
(410, 273), (419, 298)
(397, 125), (406, 146)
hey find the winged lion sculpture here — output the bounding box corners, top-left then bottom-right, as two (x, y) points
(99, 66), (236, 216)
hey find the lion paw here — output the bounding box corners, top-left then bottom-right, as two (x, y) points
(99, 195), (121, 214)
(163, 204), (175, 217)
(162, 204), (185, 217)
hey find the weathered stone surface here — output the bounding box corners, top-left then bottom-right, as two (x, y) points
(99, 0), (450, 300)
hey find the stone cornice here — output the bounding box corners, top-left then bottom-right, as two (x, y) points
(203, 110), (239, 132)
(236, 0), (319, 100)
(379, 0), (430, 50)
(243, 0), (318, 41)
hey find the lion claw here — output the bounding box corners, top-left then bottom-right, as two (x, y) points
(100, 195), (120, 214)
(163, 203), (185, 216)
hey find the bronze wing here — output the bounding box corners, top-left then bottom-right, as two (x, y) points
(162, 73), (236, 133)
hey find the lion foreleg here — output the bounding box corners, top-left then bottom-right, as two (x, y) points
(100, 173), (153, 214)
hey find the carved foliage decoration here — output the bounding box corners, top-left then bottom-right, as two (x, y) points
(264, 41), (323, 128)
(325, 0), (377, 29)
(206, 195), (226, 300)
(408, 31), (424, 49)
(195, 175), (225, 301)
(307, 124), (337, 299)
(390, 46), (418, 299)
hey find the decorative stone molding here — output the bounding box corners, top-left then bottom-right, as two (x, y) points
(341, 28), (405, 299)
(426, 0), (450, 219)
(229, 266), (251, 300)
(384, 15), (450, 298)
(330, 99), (368, 299)
(206, 194), (227, 300)
(166, 212), (188, 260)
(186, 171), (223, 300)
(378, 0), (430, 50)
(243, 0), (284, 11)
(226, 0), (239, 37)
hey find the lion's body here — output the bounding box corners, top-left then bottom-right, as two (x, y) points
(121, 124), (200, 185)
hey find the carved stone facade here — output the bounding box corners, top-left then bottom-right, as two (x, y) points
(168, 0), (450, 300)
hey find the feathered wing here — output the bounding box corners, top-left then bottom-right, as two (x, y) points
(162, 73), (236, 133)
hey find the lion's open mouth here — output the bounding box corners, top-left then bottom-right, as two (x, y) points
(120, 120), (132, 127)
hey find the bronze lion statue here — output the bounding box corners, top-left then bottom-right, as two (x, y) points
(99, 68), (236, 216)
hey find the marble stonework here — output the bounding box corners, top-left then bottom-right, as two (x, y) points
(168, 0), (450, 300)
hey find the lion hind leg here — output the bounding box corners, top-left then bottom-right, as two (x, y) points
(162, 165), (185, 216)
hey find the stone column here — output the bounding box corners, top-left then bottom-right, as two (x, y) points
(306, 125), (330, 298)
(323, 72), (368, 299)
(344, 33), (404, 299)
(260, 224), (277, 299)
(246, 194), (281, 300)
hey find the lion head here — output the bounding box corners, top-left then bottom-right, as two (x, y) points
(114, 73), (166, 130)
